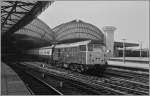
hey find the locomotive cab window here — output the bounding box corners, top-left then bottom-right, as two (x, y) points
(88, 44), (104, 51)
(80, 45), (86, 51)
(93, 44), (104, 52)
(94, 44), (101, 48)
(88, 44), (93, 51)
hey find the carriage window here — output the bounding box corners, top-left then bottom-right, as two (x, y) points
(80, 45), (86, 51)
(58, 49), (61, 57)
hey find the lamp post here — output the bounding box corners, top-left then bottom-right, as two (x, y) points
(139, 41), (142, 57)
(122, 39), (126, 63)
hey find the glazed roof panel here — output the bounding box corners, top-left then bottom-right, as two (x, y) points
(1, 1), (53, 35)
(53, 20), (104, 43)
(14, 18), (55, 43)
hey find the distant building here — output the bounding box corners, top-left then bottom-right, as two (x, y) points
(102, 26), (117, 57)
(102, 26), (140, 57)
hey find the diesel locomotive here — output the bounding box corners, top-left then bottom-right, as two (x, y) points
(26, 40), (109, 74)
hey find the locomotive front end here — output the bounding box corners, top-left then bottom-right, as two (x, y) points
(86, 42), (108, 74)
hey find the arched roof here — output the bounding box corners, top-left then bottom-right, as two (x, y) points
(53, 20), (104, 44)
(14, 18), (55, 43)
(1, 1), (53, 36)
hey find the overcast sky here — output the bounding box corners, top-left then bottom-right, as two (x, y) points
(38, 1), (149, 48)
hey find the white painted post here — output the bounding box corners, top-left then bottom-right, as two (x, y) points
(140, 41), (142, 57)
(86, 43), (88, 64)
(122, 39), (126, 64)
(60, 81), (63, 87)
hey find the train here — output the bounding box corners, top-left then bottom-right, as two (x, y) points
(25, 40), (109, 74)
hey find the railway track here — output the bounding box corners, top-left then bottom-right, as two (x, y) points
(9, 62), (121, 95)
(102, 76), (149, 94)
(28, 68), (106, 95)
(65, 70), (149, 95)
(105, 75), (149, 91)
(19, 61), (149, 95)
(105, 67), (149, 84)
(7, 63), (63, 95)
(106, 66), (149, 77)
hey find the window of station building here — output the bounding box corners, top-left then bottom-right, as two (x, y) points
(80, 45), (86, 51)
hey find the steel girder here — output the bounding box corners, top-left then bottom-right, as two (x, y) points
(1, 1), (53, 37)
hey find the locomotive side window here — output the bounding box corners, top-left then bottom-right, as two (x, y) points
(94, 44), (101, 48)
(58, 48), (61, 57)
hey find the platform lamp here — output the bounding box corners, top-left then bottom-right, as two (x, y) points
(139, 41), (142, 57)
(122, 39), (126, 63)
(51, 41), (57, 65)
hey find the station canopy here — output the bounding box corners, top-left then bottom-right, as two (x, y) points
(53, 20), (104, 44)
(11, 18), (55, 49)
(1, 1), (52, 36)
(1, 1), (105, 49)
(1, 1), (54, 51)
(114, 41), (139, 48)
(14, 18), (55, 43)
(12, 19), (105, 49)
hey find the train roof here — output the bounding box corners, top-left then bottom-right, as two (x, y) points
(55, 40), (91, 48)
(39, 40), (91, 49)
(39, 40), (104, 49)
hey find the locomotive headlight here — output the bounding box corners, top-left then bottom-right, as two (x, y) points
(106, 50), (111, 53)
(66, 54), (69, 57)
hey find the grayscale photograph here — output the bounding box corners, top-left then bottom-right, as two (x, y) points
(1, 0), (149, 95)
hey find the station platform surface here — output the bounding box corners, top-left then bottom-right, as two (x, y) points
(109, 57), (149, 64)
(1, 62), (30, 95)
(110, 57), (149, 61)
(108, 60), (149, 70)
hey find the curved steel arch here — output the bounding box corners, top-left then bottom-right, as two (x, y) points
(13, 18), (55, 43)
(23, 28), (53, 42)
(20, 28), (43, 37)
(56, 26), (103, 39)
(17, 27), (53, 43)
(57, 31), (102, 41)
(1, 1), (53, 37)
(53, 20), (104, 43)
(83, 22), (103, 36)
(28, 21), (55, 39)
(53, 20), (74, 33)
(25, 23), (54, 39)
(54, 20), (103, 37)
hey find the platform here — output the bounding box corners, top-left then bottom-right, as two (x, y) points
(110, 57), (149, 64)
(1, 62), (31, 95)
(108, 60), (149, 70)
